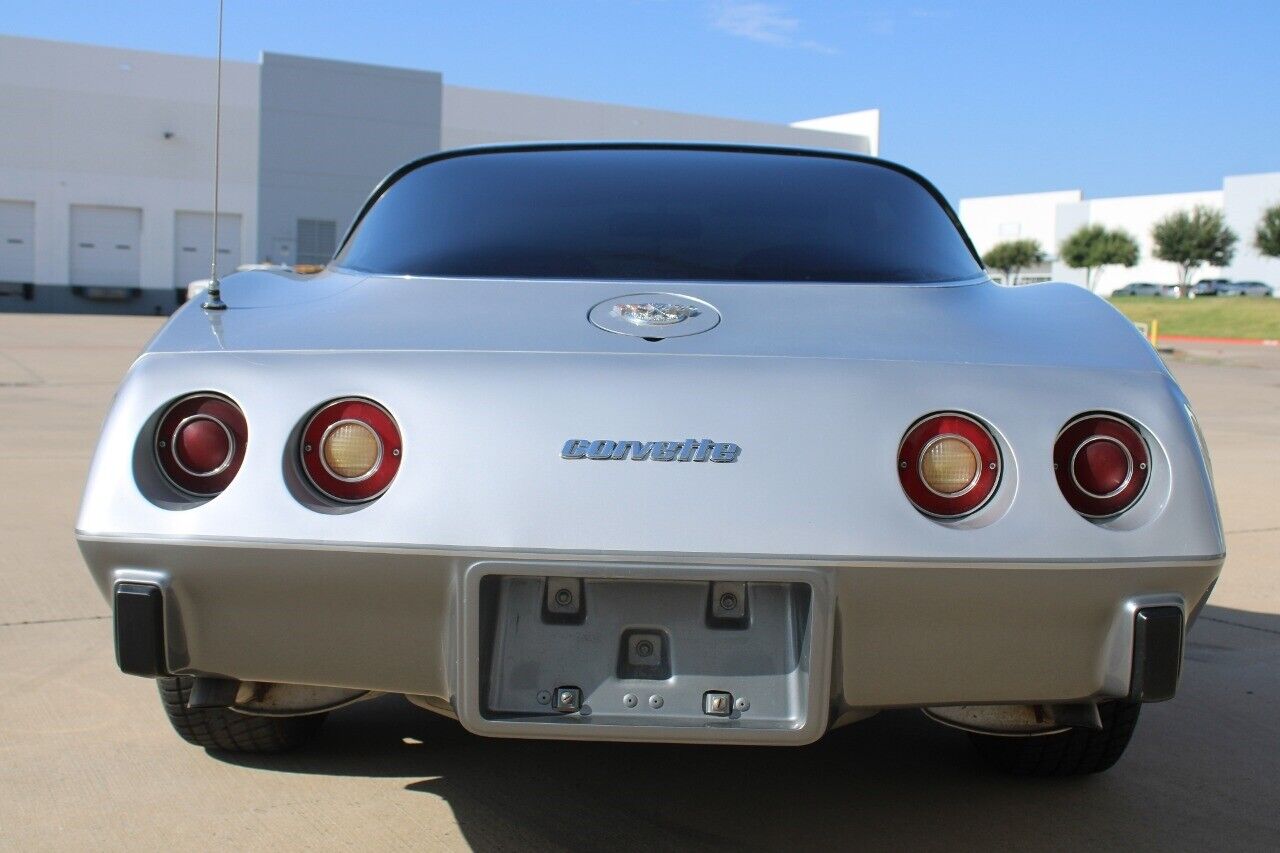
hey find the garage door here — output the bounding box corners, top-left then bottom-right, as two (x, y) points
(174, 212), (242, 288)
(0, 200), (35, 284)
(70, 205), (142, 287)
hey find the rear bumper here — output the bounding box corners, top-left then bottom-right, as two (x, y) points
(80, 535), (1221, 743)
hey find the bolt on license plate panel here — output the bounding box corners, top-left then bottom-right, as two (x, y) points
(458, 561), (834, 745)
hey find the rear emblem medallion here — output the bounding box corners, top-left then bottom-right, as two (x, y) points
(611, 302), (700, 327)
(589, 292), (720, 339)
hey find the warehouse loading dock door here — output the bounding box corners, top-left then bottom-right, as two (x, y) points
(70, 205), (142, 290)
(174, 212), (242, 288)
(0, 201), (35, 294)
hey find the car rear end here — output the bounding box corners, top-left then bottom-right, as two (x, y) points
(77, 145), (1224, 761)
(78, 332), (1221, 740)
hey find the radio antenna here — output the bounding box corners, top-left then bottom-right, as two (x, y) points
(202, 0), (228, 311)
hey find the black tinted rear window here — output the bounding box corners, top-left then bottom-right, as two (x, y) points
(336, 147), (981, 283)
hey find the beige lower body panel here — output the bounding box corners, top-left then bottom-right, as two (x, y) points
(831, 562), (1215, 709)
(79, 536), (1221, 722)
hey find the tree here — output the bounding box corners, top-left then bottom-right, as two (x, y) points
(981, 239), (1045, 285)
(1059, 225), (1140, 292)
(1255, 203), (1280, 259)
(1151, 205), (1237, 297)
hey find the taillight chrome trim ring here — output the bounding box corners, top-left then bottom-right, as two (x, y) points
(916, 433), (983, 499)
(317, 418), (385, 484)
(1068, 434), (1133, 500)
(169, 414), (236, 479)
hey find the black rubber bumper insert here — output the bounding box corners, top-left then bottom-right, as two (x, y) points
(114, 583), (169, 677)
(1129, 606), (1183, 703)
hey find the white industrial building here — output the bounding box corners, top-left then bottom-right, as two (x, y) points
(960, 174), (1280, 294)
(0, 34), (879, 314)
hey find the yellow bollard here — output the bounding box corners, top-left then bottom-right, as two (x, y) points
(1149, 319), (1159, 346)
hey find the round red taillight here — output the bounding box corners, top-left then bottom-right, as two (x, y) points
(898, 413), (1001, 518)
(155, 393), (247, 496)
(300, 398), (401, 503)
(1055, 414), (1149, 518)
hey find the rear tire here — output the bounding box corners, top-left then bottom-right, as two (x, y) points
(157, 676), (325, 753)
(968, 700), (1142, 776)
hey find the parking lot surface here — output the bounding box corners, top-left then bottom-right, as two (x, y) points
(1, 315), (1277, 851)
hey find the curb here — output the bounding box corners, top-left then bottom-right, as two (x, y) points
(1159, 334), (1279, 347)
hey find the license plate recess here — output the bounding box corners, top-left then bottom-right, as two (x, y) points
(460, 563), (831, 744)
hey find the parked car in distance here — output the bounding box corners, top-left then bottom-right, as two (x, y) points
(1217, 280), (1274, 297)
(1112, 282), (1178, 298)
(1193, 278), (1230, 296)
(185, 263), (293, 301)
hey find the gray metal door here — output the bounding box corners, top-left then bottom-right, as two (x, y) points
(174, 211), (242, 287)
(0, 200), (35, 283)
(70, 205), (142, 287)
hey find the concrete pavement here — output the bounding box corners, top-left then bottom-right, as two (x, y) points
(1, 315), (1276, 851)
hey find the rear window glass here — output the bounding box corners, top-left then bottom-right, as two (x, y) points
(335, 148), (981, 283)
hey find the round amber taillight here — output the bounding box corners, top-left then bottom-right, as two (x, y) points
(155, 393), (247, 497)
(1055, 414), (1149, 518)
(300, 398), (401, 503)
(323, 421), (381, 479)
(899, 413), (1001, 518)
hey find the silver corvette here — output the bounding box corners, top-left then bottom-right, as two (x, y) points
(77, 143), (1223, 775)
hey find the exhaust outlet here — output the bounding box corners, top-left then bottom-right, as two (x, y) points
(925, 702), (1102, 736)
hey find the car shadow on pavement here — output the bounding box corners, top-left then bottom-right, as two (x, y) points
(213, 604), (1280, 851)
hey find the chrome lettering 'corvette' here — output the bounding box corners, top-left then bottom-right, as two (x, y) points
(561, 438), (741, 462)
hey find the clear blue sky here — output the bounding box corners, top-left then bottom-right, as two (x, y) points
(4, 0), (1277, 201)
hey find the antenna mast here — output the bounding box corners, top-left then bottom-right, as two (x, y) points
(202, 0), (228, 311)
